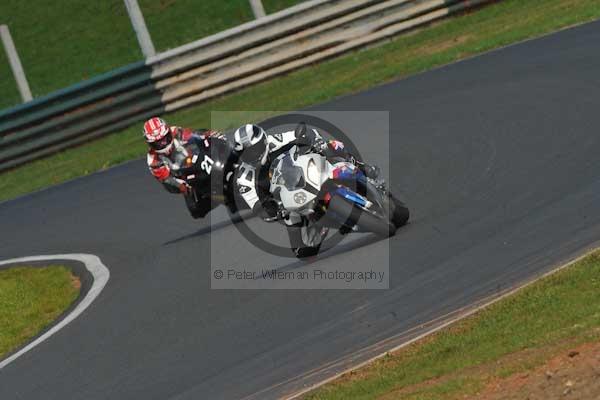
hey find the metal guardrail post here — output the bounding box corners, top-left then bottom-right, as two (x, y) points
(0, 24), (32, 103)
(249, 0), (267, 19)
(124, 0), (156, 58)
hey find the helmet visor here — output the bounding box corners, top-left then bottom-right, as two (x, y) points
(149, 131), (173, 151)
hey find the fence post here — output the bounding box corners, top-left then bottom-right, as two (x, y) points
(123, 0), (156, 58)
(249, 0), (266, 19)
(0, 24), (32, 103)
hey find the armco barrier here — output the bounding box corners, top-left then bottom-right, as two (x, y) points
(0, 0), (496, 171)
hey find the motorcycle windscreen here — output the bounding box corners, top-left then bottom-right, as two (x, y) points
(273, 155), (306, 191)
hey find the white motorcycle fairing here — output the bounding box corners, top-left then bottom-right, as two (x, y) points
(269, 146), (337, 216)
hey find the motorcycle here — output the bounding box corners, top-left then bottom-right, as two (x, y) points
(167, 135), (237, 210)
(269, 132), (409, 249)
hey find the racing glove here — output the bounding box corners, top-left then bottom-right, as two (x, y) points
(258, 199), (288, 222)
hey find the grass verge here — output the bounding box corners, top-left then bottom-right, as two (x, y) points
(0, 0), (306, 109)
(302, 250), (600, 400)
(1, 0), (599, 203)
(138, 0), (307, 56)
(0, 266), (81, 359)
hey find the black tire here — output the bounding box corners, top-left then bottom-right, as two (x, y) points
(327, 195), (396, 237)
(387, 193), (410, 228)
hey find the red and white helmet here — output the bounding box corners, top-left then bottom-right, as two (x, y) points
(143, 117), (173, 154)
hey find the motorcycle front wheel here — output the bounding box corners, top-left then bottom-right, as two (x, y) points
(327, 194), (396, 237)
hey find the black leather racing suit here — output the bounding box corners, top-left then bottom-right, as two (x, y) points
(147, 127), (238, 219)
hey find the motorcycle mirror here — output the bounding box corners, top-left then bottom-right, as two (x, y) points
(294, 122), (307, 139)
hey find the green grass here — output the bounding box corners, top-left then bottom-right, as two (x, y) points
(1, 0), (600, 203)
(0, 266), (80, 359)
(138, 0), (255, 53)
(0, 1), (141, 109)
(262, 0), (308, 14)
(303, 251), (600, 400)
(138, 0), (307, 53)
(0, 0), (306, 109)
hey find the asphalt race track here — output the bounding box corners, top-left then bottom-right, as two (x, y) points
(2, 20), (600, 400)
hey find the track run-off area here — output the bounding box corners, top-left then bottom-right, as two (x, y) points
(1, 20), (600, 400)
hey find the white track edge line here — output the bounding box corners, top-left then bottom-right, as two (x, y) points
(0, 254), (110, 369)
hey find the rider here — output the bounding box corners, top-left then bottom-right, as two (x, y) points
(232, 123), (382, 257)
(143, 117), (234, 219)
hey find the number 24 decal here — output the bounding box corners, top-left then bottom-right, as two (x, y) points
(201, 155), (214, 174)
